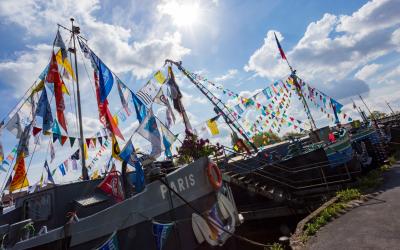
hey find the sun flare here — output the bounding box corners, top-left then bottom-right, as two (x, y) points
(160, 2), (201, 28)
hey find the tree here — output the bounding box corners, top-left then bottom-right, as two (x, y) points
(251, 132), (281, 148)
(282, 131), (307, 141)
(368, 110), (387, 120)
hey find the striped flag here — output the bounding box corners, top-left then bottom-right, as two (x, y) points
(136, 80), (160, 106)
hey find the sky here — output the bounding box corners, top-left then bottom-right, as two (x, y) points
(0, 0), (399, 186)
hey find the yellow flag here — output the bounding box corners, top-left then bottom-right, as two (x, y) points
(112, 135), (121, 160)
(61, 83), (70, 95)
(83, 143), (88, 160)
(113, 114), (119, 126)
(9, 155), (29, 192)
(154, 70), (166, 84)
(31, 80), (45, 95)
(206, 119), (219, 135)
(39, 174), (43, 187)
(91, 170), (100, 180)
(56, 50), (75, 81)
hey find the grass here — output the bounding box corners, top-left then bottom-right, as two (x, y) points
(268, 243), (284, 250)
(300, 152), (399, 242)
(303, 189), (357, 238)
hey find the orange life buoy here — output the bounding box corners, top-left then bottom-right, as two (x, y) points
(207, 161), (222, 190)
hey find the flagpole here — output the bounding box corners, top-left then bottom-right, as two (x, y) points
(273, 33), (317, 131)
(70, 18), (88, 180)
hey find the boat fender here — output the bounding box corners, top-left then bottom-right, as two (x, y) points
(207, 161), (222, 190)
(191, 214), (205, 244)
(38, 226), (47, 235)
(217, 195), (229, 220)
(192, 213), (219, 246)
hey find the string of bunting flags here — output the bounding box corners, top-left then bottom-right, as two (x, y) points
(288, 76), (353, 124)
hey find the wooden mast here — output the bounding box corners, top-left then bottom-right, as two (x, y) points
(70, 18), (88, 180)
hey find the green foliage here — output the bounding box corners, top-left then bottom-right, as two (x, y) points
(304, 190), (359, 237)
(175, 131), (219, 165)
(380, 164), (391, 172)
(269, 243), (284, 250)
(336, 188), (361, 203)
(388, 155), (397, 165)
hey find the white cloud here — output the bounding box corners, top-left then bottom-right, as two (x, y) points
(244, 30), (288, 80)
(0, 0), (191, 90)
(214, 69), (238, 81)
(244, 0), (400, 97)
(355, 64), (382, 81)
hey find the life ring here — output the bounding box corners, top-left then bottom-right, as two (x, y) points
(207, 162), (222, 190)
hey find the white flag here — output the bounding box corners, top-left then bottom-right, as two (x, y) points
(137, 109), (162, 157)
(136, 80), (160, 106)
(6, 113), (22, 138)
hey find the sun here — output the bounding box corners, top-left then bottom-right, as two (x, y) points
(160, 2), (201, 28)
(173, 3), (200, 27)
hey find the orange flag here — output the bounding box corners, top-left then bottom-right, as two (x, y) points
(9, 155), (29, 192)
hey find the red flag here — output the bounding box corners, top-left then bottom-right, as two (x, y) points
(274, 32), (287, 60)
(32, 127), (42, 136)
(54, 80), (67, 132)
(94, 71), (124, 140)
(46, 53), (61, 83)
(97, 171), (124, 202)
(61, 135), (68, 145)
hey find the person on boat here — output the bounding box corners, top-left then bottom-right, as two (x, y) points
(328, 129), (336, 143)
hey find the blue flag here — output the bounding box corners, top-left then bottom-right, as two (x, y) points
(119, 139), (145, 192)
(119, 139), (134, 164)
(44, 160), (55, 184)
(162, 136), (172, 158)
(330, 98), (343, 124)
(262, 87), (273, 99)
(152, 221), (174, 250)
(234, 104), (244, 115)
(36, 88), (53, 131)
(58, 163), (66, 176)
(52, 119), (61, 142)
(89, 50), (114, 103)
(132, 91), (147, 123)
(96, 231), (119, 250)
(97, 60), (114, 103)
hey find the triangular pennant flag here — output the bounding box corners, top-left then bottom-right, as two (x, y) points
(53, 133), (59, 143)
(61, 135), (68, 145)
(32, 127), (42, 136)
(69, 137), (76, 147)
(9, 155), (29, 192)
(98, 137), (103, 146)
